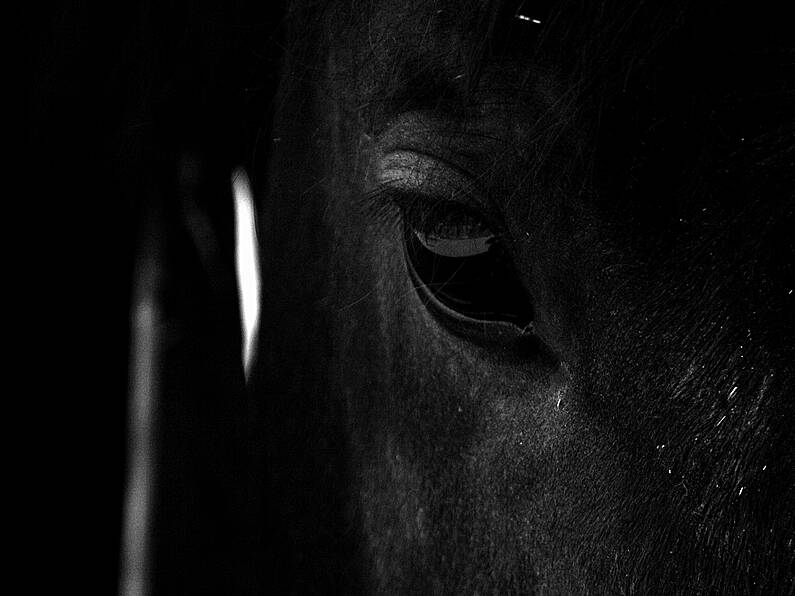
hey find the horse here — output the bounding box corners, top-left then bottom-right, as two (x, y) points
(244, 0), (793, 593)
(109, 0), (792, 593)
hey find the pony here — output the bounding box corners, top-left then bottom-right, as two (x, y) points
(249, 1), (793, 593)
(114, 0), (793, 593)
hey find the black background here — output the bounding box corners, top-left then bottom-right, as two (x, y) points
(30, 2), (284, 593)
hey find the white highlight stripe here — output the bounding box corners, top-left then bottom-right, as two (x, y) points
(232, 168), (261, 377)
(120, 233), (161, 596)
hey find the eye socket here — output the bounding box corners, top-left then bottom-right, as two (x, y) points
(399, 196), (534, 328)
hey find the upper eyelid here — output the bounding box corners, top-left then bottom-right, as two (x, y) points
(374, 150), (497, 224)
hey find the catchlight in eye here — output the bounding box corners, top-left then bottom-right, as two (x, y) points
(402, 199), (534, 328)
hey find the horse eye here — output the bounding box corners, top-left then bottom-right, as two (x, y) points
(402, 201), (534, 328)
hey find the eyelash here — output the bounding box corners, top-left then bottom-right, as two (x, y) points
(363, 186), (498, 240)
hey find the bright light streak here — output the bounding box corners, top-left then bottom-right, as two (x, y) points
(120, 230), (161, 596)
(232, 168), (261, 377)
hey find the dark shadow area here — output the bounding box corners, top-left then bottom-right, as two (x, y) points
(30, 2), (285, 593)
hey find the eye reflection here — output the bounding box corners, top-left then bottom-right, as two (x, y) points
(402, 204), (534, 327)
(414, 231), (492, 258)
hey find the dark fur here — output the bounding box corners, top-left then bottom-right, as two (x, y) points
(250, 1), (794, 593)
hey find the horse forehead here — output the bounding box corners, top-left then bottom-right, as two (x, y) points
(350, 0), (489, 45)
(325, 2), (793, 299)
(335, 0), (548, 107)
